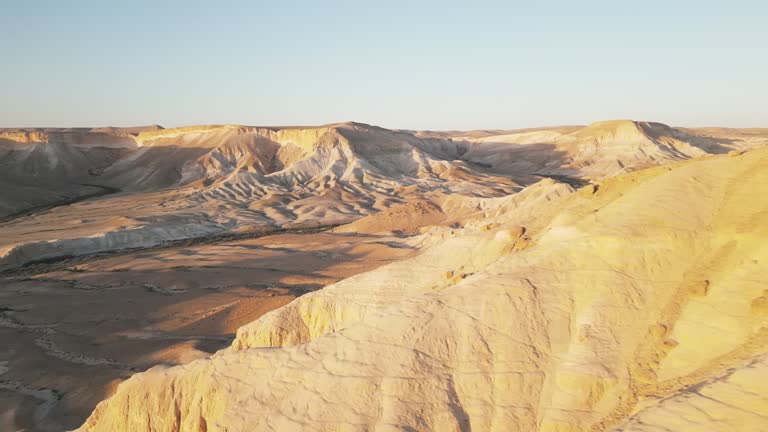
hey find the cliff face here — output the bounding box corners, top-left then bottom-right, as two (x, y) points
(78, 147), (768, 432)
(0, 130), (141, 147)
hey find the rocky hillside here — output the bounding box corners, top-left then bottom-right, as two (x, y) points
(459, 120), (767, 179)
(1, 120), (765, 272)
(1, 120), (761, 209)
(0, 122), (516, 271)
(77, 146), (768, 432)
(3, 120), (763, 217)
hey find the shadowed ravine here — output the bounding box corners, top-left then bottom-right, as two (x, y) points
(0, 184), (121, 224)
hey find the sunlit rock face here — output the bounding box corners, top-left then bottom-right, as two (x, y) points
(3, 120), (764, 272)
(2, 120), (766, 431)
(76, 144), (768, 432)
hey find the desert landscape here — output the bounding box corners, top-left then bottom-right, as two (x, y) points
(1, 120), (767, 431)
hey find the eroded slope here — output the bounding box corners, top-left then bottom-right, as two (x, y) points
(78, 147), (768, 432)
(3, 120), (765, 273)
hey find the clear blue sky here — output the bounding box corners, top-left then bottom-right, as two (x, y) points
(2, 0), (766, 129)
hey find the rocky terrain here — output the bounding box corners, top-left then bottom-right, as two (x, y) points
(1, 120), (766, 431)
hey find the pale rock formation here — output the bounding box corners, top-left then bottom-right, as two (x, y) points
(0, 122), (516, 270)
(460, 120), (768, 179)
(77, 146), (768, 432)
(3, 120), (764, 272)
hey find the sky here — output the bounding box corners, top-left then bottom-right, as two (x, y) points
(1, 0), (766, 130)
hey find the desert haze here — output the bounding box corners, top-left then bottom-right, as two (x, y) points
(1, 120), (767, 432)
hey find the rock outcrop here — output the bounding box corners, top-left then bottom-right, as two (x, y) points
(77, 146), (768, 432)
(460, 119), (768, 179)
(3, 120), (765, 272)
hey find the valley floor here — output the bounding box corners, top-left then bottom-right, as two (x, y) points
(0, 229), (416, 431)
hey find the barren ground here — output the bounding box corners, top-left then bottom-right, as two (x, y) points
(0, 230), (416, 431)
